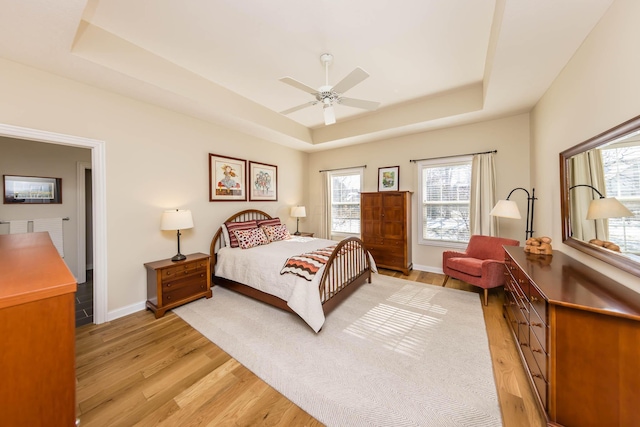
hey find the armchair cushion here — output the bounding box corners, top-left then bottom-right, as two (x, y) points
(446, 257), (484, 277)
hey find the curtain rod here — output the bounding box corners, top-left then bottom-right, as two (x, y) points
(409, 149), (497, 163)
(318, 165), (367, 173)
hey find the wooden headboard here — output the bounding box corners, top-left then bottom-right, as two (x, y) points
(209, 209), (272, 272)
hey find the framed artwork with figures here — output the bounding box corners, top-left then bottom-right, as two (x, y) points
(209, 153), (247, 201)
(249, 161), (277, 201)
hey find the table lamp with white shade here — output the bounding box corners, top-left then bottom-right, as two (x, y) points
(161, 209), (194, 261)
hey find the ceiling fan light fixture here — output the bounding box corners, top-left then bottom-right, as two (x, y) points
(323, 105), (336, 125)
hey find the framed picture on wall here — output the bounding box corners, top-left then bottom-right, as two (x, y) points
(378, 166), (399, 191)
(249, 161), (278, 201)
(3, 175), (62, 204)
(209, 153), (247, 201)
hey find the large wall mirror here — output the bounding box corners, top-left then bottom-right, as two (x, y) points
(560, 115), (640, 277)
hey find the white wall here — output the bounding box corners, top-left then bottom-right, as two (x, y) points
(0, 58), (307, 317)
(308, 114), (530, 271)
(531, 0), (640, 291)
(0, 137), (91, 279)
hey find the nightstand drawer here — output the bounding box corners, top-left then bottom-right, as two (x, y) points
(163, 281), (208, 306)
(163, 271), (207, 292)
(162, 259), (208, 278)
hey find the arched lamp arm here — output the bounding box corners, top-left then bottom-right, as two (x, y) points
(569, 184), (605, 198)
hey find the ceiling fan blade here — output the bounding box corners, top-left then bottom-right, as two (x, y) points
(339, 97), (381, 111)
(332, 67), (369, 94)
(323, 105), (336, 125)
(279, 77), (318, 95)
(280, 101), (317, 115)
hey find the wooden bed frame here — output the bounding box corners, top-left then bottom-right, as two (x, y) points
(209, 209), (372, 319)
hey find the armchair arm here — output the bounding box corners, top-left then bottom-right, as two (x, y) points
(480, 259), (508, 288)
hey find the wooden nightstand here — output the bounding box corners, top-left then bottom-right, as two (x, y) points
(295, 231), (314, 237)
(144, 252), (212, 318)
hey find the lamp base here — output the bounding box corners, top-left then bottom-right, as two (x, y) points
(293, 231), (301, 236)
(171, 253), (186, 262)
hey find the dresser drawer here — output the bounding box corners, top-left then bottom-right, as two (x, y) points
(163, 281), (208, 306)
(523, 343), (548, 409)
(529, 305), (548, 353)
(528, 283), (547, 323)
(529, 327), (548, 381)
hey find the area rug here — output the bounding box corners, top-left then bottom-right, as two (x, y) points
(173, 274), (502, 426)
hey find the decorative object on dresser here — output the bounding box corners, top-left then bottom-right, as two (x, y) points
(249, 161), (277, 201)
(210, 209), (372, 332)
(209, 153), (247, 201)
(160, 209), (194, 261)
(523, 236), (552, 255)
(290, 205), (306, 235)
(144, 252), (211, 318)
(0, 233), (77, 426)
(490, 187), (537, 240)
(503, 246), (640, 427)
(442, 235), (519, 305)
(377, 165), (399, 191)
(361, 191), (412, 275)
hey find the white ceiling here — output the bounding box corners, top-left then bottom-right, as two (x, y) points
(0, 0), (614, 152)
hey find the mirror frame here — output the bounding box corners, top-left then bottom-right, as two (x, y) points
(560, 114), (640, 278)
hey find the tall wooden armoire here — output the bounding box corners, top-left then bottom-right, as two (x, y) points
(361, 191), (412, 275)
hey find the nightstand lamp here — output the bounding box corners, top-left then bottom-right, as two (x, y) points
(291, 206), (306, 235)
(161, 209), (194, 261)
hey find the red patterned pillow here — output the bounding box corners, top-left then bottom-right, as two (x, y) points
(233, 227), (268, 249)
(225, 220), (258, 248)
(261, 224), (291, 242)
(256, 217), (281, 228)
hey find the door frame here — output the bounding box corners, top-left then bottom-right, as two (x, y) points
(0, 123), (107, 324)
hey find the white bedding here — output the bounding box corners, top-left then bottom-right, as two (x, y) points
(215, 236), (339, 332)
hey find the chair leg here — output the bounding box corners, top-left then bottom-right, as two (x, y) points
(483, 289), (489, 306)
(442, 275), (450, 287)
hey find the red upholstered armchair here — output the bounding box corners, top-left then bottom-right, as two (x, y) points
(442, 235), (520, 305)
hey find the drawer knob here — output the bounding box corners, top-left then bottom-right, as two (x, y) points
(519, 342), (529, 347)
(532, 348), (544, 354)
(166, 295), (172, 300)
(532, 373), (543, 379)
(518, 321), (527, 325)
(531, 296), (539, 302)
(167, 283), (172, 287)
(531, 322), (543, 328)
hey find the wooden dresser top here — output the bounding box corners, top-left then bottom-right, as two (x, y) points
(0, 232), (76, 309)
(505, 246), (640, 321)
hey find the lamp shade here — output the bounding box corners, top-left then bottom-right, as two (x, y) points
(160, 209), (194, 230)
(489, 199), (522, 219)
(586, 197), (633, 220)
(323, 105), (336, 125)
(291, 206), (307, 218)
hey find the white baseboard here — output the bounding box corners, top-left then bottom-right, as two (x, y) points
(412, 263), (444, 275)
(108, 301), (146, 321)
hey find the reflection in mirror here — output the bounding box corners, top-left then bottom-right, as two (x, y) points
(560, 116), (640, 277)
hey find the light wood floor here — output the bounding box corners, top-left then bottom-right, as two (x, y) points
(76, 270), (545, 426)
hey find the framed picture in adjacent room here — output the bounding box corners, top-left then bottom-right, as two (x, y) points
(378, 166), (399, 191)
(3, 175), (62, 204)
(249, 161), (278, 201)
(209, 153), (247, 201)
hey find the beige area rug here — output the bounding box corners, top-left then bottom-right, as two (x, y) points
(174, 274), (502, 427)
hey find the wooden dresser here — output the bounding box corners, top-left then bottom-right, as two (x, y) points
(503, 246), (640, 427)
(0, 232), (77, 426)
(145, 252), (211, 318)
(361, 191), (412, 275)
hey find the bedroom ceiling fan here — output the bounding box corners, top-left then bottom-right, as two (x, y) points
(279, 53), (381, 126)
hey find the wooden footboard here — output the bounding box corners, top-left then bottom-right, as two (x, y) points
(210, 210), (372, 319)
(318, 237), (371, 314)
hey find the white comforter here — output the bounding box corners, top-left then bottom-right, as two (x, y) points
(215, 236), (339, 332)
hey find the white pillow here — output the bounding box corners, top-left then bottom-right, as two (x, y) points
(221, 223), (231, 248)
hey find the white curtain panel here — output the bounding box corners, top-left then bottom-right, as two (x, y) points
(320, 171), (331, 239)
(470, 152), (498, 236)
(569, 150), (608, 241)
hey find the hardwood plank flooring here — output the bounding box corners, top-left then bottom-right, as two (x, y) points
(76, 270), (545, 426)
